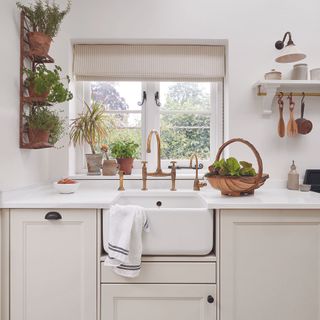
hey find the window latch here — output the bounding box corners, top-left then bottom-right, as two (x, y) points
(155, 91), (161, 107)
(137, 91), (147, 106)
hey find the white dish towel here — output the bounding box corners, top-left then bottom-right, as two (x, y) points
(104, 204), (150, 278)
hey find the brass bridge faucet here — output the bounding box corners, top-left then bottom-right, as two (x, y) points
(142, 129), (176, 191)
(190, 153), (207, 191)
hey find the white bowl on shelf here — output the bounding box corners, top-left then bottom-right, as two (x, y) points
(53, 181), (80, 194)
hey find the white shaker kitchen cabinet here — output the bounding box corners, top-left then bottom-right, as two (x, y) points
(220, 209), (320, 320)
(10, 209), (97, 320)
(101, 284), (216, 320)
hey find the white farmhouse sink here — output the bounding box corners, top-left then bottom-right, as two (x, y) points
(103, 192), (213, 255)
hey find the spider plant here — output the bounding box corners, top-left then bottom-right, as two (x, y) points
(69, 101), (113, 154)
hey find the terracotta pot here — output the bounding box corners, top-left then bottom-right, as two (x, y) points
(28, 82), (49, 99)
(116, 158), (134, 175)
(85, 154), (102, 175)
(102, 160), (119, 176)
(28, 128), (50, 144)
(27, 32), (52, 56)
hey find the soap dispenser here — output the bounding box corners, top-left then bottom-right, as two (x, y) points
(287, 161), (299, 190)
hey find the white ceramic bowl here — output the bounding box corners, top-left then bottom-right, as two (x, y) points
(53, 181), (80, 194)
(299, 184), (311, 192)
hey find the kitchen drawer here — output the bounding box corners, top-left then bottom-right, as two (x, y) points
(101, 284), (216, 320)
(101, 261), (216, 283)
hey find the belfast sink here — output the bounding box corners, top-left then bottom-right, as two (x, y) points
(103, 192), (213, 255)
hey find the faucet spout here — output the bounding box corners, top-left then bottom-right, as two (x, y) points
(147, 129), (162, 174)
(142, 129), (176, 191)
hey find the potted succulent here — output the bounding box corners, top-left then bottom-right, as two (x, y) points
(110, 139), (139, 175)
(16, 0), (71, 56)
(24, 65), (73, 103)
(70, 101), (113, 175)
(25, 106), (65, 146)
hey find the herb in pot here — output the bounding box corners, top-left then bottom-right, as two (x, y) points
(110, 139), (139, 159)
(110, 139), (139, 175)
(24, 65), (73, 103)
(26, 107), (65, 145)
(16, 0), (71, 39)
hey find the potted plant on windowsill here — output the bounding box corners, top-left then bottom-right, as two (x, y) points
(25, 106), (65, 147)
(69, 101), (113, 175)
(24, 65), (73, 103)
(16, 0), (71, 57)
(110, 139), (139, 175)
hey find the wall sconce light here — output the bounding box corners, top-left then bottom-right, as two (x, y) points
(274, 31), (306, 63)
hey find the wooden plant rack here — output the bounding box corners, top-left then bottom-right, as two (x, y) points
(19, 11), (55, 149)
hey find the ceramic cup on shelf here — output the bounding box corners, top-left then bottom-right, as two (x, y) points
(291, 63), (308, 80)
(310, 68), (320, 80)
(264, 69), (282, 80)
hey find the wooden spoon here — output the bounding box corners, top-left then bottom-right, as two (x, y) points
(277, 94), (285, 138)
(287, 95), (298, 137)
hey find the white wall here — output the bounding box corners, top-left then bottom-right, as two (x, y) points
(1, 0), (320, 191)
(60, 0), (320, 182)
(0, 0), (50, 192)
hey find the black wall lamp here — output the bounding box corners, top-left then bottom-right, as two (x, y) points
(274, 31), (306, 63)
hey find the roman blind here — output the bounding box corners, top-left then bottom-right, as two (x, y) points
(73, 44), (225, 81)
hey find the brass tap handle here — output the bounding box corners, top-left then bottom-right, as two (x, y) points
(199, 181), (207, 189)
(190, 153), (207, 191)
(170, 161), (177, 191)
(141, 161), (148, 191)
(194, 179), (207, 191)
(118, 171), (125, 191)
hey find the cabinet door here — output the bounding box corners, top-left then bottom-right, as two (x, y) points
(220, 209), (320, 320)
(10, 209), (97, 320)
(101, 284), (216, 320)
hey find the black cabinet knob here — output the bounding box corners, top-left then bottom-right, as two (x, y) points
(207, 295), (214, 303)
(45, 212), (62, 220)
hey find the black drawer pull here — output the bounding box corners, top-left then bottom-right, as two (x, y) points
(207, 295), (214, 304)
(45, 212), (62, 220)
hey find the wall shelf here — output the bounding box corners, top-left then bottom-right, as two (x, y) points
(20, 12), (55, 149)
(254, 80), (320, 115)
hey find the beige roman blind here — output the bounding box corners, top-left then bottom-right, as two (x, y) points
(73, 44), (225, 81)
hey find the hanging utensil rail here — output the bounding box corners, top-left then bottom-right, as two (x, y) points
(257, 85), (320, 97)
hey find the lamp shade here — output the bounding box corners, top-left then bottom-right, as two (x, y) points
(275, 44), (306, 63)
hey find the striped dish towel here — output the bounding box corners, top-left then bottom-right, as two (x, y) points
(104, 204), (149, 278)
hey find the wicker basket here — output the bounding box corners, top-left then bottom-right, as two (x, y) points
(206, 138), (269, 196)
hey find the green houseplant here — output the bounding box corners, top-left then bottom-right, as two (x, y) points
(16, 0), (71, 56)
(110, 139), (139, 175)
(24, 64), (73, 103)
(26, 106), (64, 146)
(69, 101), (113, 175)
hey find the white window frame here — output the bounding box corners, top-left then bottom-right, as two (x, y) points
(73, 80), (224, 175)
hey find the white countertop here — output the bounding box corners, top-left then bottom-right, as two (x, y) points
(1, 181), (320, 209)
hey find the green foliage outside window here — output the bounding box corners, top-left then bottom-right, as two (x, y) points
(91, 82), (212, 161)
(160, 83), (211, 160)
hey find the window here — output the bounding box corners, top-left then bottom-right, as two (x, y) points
(75, 80), (223, 173)
(91, 81), (143, 157)
(73, 43), (225, 174)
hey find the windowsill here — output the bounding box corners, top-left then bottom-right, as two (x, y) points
(70, 171), (206, 181)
